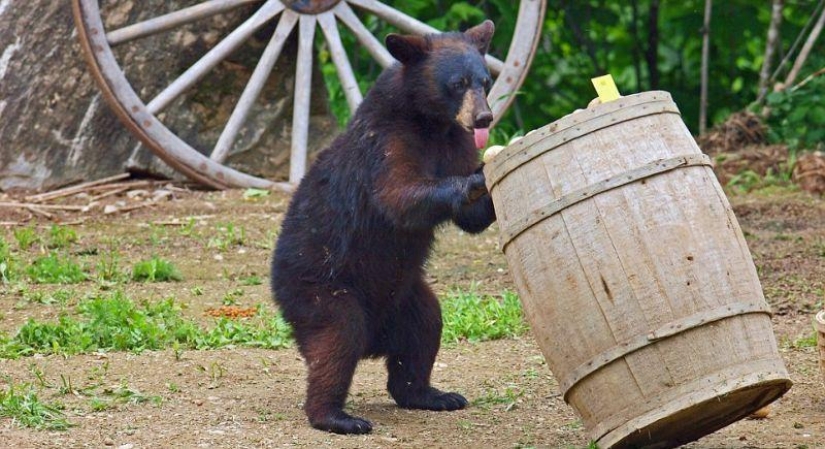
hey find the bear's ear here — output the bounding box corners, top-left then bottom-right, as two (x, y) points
(386, 34), (429, 65)
(464, 20), (495, 55)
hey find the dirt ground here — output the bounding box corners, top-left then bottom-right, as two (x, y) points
(1, 182), (824, 449)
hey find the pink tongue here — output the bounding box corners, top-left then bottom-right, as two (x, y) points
(474, 127), (490, 149)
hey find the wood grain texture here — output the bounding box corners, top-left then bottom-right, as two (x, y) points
(485, 91), (791, 449)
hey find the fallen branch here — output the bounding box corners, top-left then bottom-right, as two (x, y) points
(24, 173), (130, 203)
(103, 202), (155, 215)
(90, 186), (133, 202)
(84, 180), (156, 194)
(0, 202), (88, 211)
(25, 205), (54, 219)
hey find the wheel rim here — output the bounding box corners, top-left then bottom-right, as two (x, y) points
(73, 0), (547, 189)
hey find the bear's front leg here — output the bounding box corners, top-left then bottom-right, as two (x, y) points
(384, 279), (469, 411)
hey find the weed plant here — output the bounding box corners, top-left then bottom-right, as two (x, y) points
(13, 227), (39, 250)
(47, 225), (78, 249)
(0, 383), (71, 430)
(26, 254), (88, 284)
(132, 257), (182, 282)
(208, 222), (245, 251)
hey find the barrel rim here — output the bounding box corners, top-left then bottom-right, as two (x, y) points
(485, 91), (678, 188)
(596, 372), (791, 448)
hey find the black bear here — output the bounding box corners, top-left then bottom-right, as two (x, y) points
(271, 20), (497, 435)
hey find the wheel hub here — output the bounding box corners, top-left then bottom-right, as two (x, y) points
(282, 0), (343, 14)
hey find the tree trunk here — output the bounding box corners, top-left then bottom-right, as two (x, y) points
(757, 0), (784, 104)
(783, 2), (825, 88)
(0, 1), (336, 193)
(699, 0), (712, 135)
(630, 0), (643, 92)
(646, 0), (660, 90)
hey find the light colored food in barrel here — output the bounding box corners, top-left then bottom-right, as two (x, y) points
(483, 145), (506, 163)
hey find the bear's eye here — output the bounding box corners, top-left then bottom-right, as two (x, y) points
(482, 78), (492, 92)
(452, 78), (468, 91)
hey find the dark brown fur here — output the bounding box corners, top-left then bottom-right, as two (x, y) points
(271, 21), (497, 435)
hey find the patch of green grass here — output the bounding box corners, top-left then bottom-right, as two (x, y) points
(103, 384), (162, 406)
(240, 275), (263, 286)
(88, 383), (162, 412)
(0, 292), (292, 358)
(13, 227), (40, 250)
(132, 257), (182, 282)
(222, 288), (244, 306)
(790, 331), (818, 349)
(1, 287), (528, 358)
(177, 218), (199, 237)
(208, 222), (245, 251)
(47, 225), (78, 249)
(0, 382), (72, 430)
(26, 254), (88, 284)
(441, 289), (528, 344)
(724, 165), (797, 195)
(88, 397), (111, 412)
(472, 385), (522, 411)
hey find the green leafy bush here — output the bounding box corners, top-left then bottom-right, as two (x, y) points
(765, 75), (825, 151)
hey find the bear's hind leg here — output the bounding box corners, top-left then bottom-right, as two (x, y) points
(296, 292), (372, 434)
(385, 279), (468, 411)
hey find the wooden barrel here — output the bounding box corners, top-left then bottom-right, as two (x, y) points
(484, 91), (792, 448)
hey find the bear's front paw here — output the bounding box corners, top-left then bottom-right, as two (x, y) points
(465, 172), (488, 203)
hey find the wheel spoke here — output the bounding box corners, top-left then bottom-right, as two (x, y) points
(318, 12), (363, 112)
(211, 10), (299, 163)
(146, 0), (285, 115)
(345, 0), (504, 75)
(107, 0), (264, 46)
(290, 14), (316, 183)
(333, 2), (394, 68)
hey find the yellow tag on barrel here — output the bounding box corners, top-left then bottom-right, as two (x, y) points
(591, 74), (621, 103)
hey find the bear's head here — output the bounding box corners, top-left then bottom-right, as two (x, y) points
(386, 20), (495, 149)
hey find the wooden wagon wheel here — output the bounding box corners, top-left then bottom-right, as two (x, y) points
(72, 0), (547, 190)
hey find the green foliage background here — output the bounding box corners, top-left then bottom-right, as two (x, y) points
(318, 0), (824, 150)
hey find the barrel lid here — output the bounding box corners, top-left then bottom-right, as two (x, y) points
(485, 91), (680, 188)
